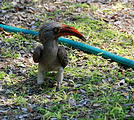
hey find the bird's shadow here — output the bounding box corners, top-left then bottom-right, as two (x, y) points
(2, 73), (58, 98)
(1, 66), (89, 99)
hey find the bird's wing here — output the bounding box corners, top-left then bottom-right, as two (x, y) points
(33, 45), (43, 63)
(57, 46), (68, 68)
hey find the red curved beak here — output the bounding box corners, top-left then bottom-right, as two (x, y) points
(57, 24), (86, 41)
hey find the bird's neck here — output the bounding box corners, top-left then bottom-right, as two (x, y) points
(43, 39), (58, 52)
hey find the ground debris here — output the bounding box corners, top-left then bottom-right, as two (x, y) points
(0, 0), (134, 120)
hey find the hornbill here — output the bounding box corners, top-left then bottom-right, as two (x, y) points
(33, 22), (86, 88)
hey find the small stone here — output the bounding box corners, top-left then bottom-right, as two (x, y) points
(118, 79), (127, 86)
(22, 107), (27, 113)
(1, 10), (7, 14)
(50, 118), (58, 120)
(2, 116), (8, 120)
(69, 98), (76, 106)
(19, 115), (23, 119)
(11, 2), (17, 6)
(19, 114), (30, 119)
(80, 89), (86, 93)
(83, 99), (90, 106)
(31, 26), (37, 30)
(93, 103), (101, 107)
(19, 63), (26, 68)
(74, 84), (82, 88)
(130, 11), (134, 16)
(33, 116), (41, 120)
(131, 106), (134, 112)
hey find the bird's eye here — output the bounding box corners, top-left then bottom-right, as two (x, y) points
(53, 27), (60, 33)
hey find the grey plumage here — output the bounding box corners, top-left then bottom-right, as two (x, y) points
(33, 45), (43, 63)
(33, 22), (85, 88)
(33, 22), (68, 88)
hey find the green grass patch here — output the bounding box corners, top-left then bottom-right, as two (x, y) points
(0, 2), (134, 120)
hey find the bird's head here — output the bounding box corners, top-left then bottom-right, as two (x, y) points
(39, 22), (86, 44)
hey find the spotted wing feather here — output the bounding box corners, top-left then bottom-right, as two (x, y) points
(33, 45), (43, 63)
(57, 46), (68, 68)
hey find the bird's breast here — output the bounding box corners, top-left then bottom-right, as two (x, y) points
(40, 56), (61, 71)
(39, 47), (61, 71)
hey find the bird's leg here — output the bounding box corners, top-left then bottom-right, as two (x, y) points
(56, 67), (64, 88)
(37, 64), (45, 84)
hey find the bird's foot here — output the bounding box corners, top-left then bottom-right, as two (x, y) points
(58, 83), (61, 89)
(54, 82), (61, 91)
